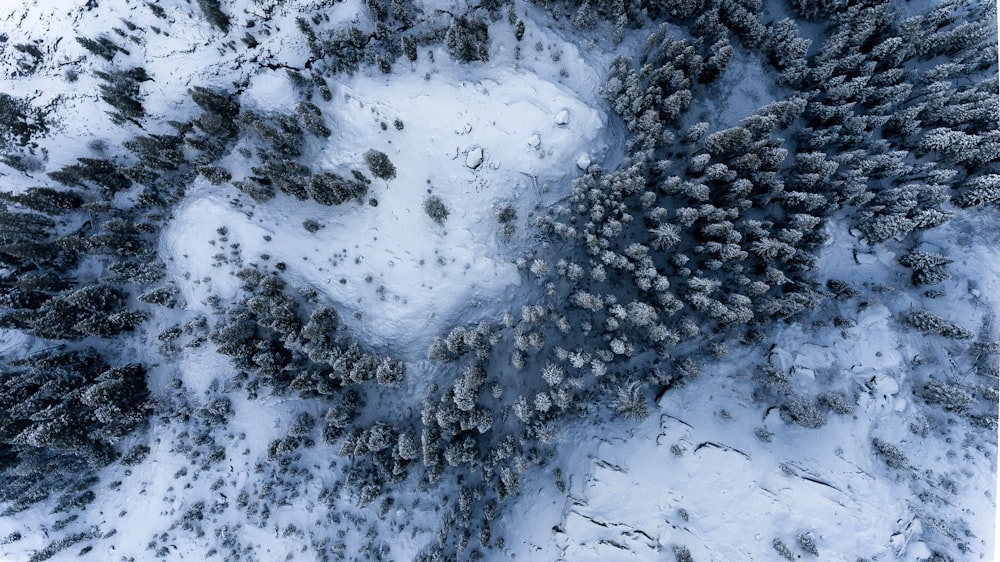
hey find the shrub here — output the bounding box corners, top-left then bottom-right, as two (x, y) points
(779, 396), (825, 428)
(772, 538), (794, 560)
(424, 195), (449, 225)
(363, 149), (396, 180)
(798, 532), (819, 555)
(872, 437), (908, 469)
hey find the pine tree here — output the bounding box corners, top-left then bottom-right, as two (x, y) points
(446, 16), (490, 62)
(76, 35), (126, 61)
(898, 250), (951, 285)
(955, 174), (1000, 207)
(611, 380), (648, 420)
(296, 102), (331, 137)
(196, 0), (231, 32)
(904, 310), (973, 339)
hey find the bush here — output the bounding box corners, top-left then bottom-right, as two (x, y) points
(772, 538), (794, 560)
(798, 532), (819, 555)
(779, 396), (825, 428)
(363, 149), (396, 180)
(872, 437), (908, 469)
(424, 195), (449, 225)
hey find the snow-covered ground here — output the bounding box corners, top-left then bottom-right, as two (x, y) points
(505, 215), (999, 561)
(0, 0), (996, 560)
(165, 58), (608, 358)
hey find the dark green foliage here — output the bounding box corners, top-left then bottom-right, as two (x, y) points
(198, 165), (232, 185)
(190, 86), (240, 122)
(402, 35), (418, 61)
(0, 187), (84, 215)
(76, 35), (126, 60)
(308, 171), (369, 205)
(124, 133), (186, 170)
(27, 531), (91, 562)
(772, 538), (795, 560)
(423, 195), (449, 225)
(49, 157), (132, 193)
(446, 16), (490, 62)
(245, 113), (304, 158)
(872, 437), (908, 469)
(0, 210), (55, 244)
(12, 284), (135, 340)
(252, 158), (311, 200)
(95, 68), (150, 124)
(798, 533), (818, 555)
(0, 287), (49, 310)
(232, 179), (274, 203)
(0, 349), (147, 470)
(296, 102), (331, 137)
(80, 364), (149, 438)
(954, 174), (1000, 208)
(146, 2), (166, 18)
(196, 0), (230, 32)
(0, 241), (64, 267)
(120, 444), (150, 466)
(363, 149), (396, 180)
(138, 284), (181, 308)
(672, 545), (694, 562)
(779, 395), (825, 428)
(0, 93), (47, 148)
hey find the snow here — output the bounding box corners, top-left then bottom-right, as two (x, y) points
(0, 0), (996, 560)
(465, 146), (484, 169)
(504, 218), (998, 561)
(692, 47), (777, 129)
(165, 57), (608, 359)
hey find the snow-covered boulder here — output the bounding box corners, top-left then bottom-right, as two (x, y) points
(466, 147), (484, 168)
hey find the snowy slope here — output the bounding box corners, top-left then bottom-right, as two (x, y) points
(0, 0), (996, 561)
(505, 215), (999, 561)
